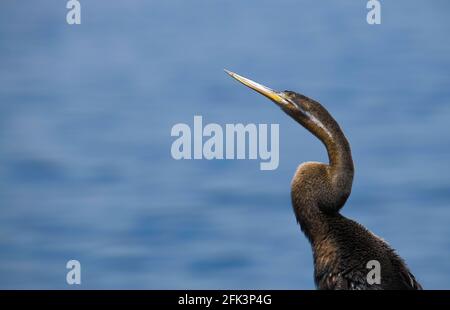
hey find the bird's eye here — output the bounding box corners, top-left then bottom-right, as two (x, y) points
(284, 91), (295, 98)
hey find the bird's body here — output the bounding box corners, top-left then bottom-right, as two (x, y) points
(226, 70), (422, 290)
(309, 212), (421, 290)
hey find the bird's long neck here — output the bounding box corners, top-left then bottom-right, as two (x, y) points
(291, 106), (354, 244)
(305, 106), (354, 191)
(322, 122), (354, 186)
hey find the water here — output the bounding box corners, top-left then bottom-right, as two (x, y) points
(0, 1), (449, 289)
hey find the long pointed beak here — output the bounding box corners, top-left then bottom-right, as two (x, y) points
(225, 69), (291, 107)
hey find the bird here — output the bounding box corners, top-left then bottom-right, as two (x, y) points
(225, 70), (422, 290)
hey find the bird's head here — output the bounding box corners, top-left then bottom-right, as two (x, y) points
(225, 70), (332, 139)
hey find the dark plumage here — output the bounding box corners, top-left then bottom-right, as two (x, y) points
(226, 70), (422, 290)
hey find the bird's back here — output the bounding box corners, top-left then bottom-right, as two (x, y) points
(313, 214), (422, 290)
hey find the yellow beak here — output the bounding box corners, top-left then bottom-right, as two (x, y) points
(225, 69), (290, 107)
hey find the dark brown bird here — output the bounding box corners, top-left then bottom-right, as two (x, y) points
(225, 70), (422, 290)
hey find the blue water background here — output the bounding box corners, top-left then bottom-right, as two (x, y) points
(0, 1), (449, 288)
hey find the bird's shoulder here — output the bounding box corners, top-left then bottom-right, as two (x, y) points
(314, 216), (422, 290)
